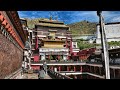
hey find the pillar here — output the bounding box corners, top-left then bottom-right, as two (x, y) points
(80, 66), (82, 72)
(59, 66), (61, 72)
(63, 55), (67, 61)
(54, 67), (57, 72)
(48, 55), (50, 60)
(113, 69), (116, 78)
(83, 55), (85, 60)
(90, 66), (91, 73)
(74, 75), (77, 79)
(41, 55), (43, 60)
(86, 75), (89, 79)
(74, 66), (76, 72)
(94, 67), (96, 74)
(51, 66), (53, 71)
(67, 66), (69, 71)
(81, 56), (83, 60)
(99, 67), (101, 75)
(81, 75), (83, 79)
(58, 55), (61, 60)
(39, 66), (40, 70)
(67, 56), (69, 60)
(39, 55), (41, 61)
(41, 54), (45, 60)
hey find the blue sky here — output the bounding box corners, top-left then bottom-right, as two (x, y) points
(18, 11), (120, 24)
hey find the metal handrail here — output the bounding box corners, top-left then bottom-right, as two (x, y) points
(31, 60), (87, 64)
(48, 69), (72, 79)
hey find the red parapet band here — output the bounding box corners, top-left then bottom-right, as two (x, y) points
(0, 12), (24, 49)
(0, 14), (4, 22)
(5, 24), (10, 29)
(2, 19), (7, 26)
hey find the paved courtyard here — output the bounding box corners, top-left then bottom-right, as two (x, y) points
(22, 73), (51, 79)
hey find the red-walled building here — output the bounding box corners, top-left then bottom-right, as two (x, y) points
(78, 48), (96, 60)
(0, 11), (26, 79)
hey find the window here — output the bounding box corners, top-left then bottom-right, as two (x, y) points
(6, 32), (8, 39)
(37, 31), (43, 35)
(48, 36), (52, 39)
(73, 45), (76, 48)
(2, 28), (4, 34)
(63, 45), (66, 47)
(1, 25), (4, 30)
(4, 29), (7, 37)
(0, 24), (22, 50)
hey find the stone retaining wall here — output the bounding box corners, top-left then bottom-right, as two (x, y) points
(0, 34), (23, 79)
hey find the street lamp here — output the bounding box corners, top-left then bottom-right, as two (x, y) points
(97, 11), (110, 79)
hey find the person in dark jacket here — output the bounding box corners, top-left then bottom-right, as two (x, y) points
(38, 66), (45, 79)
(43, 61), (47, 74)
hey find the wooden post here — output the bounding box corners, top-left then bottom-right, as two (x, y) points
(51, 66), (53, 71)
(67, 66), (69, 71)
(113, 69), (116, 79)
(97, 11), (110, 79)
(74, 66), (76, 72)
(94, 67), (96, 74)
(80, 66), (82, 72)
(99, 67), (101, 75)
(89, 66), (91, 73)
(59, 66), (61, 72)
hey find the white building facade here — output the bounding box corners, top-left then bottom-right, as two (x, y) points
(39, 48), (69, 61)
(96, 22), (120, 44)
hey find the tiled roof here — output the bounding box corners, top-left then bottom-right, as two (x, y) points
(39, 19), (64, 24)
(35, 23), (69, 28)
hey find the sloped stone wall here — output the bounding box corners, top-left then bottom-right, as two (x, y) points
(0, 34), (23, 79)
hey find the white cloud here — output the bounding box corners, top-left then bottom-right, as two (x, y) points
(108, 16), (120, 22)
(102, 11), (120, 23)
(18, 11), (120, 24)
(70, 11), (99, 23)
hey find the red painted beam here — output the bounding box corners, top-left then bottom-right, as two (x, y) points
(0, 12), (24, 49)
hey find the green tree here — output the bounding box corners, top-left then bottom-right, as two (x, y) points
(77, 39), (100, 50)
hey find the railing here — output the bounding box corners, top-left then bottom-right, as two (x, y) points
(86, 61), (120, 65)
(48, 69), (72, 79)
(4, 68), (22, 79)
(31, 60), (87, 64)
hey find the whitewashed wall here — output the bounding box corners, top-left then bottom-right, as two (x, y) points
(96, 24), (120, 44)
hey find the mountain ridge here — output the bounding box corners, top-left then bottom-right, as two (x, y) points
(25, 18), (97, 35)
(67, 20), (97, 35)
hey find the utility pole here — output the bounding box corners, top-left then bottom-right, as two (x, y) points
(97, 11), (110, 79)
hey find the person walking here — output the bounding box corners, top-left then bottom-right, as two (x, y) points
(43, 61), (47, 74)
(38, 66), (45, 79)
